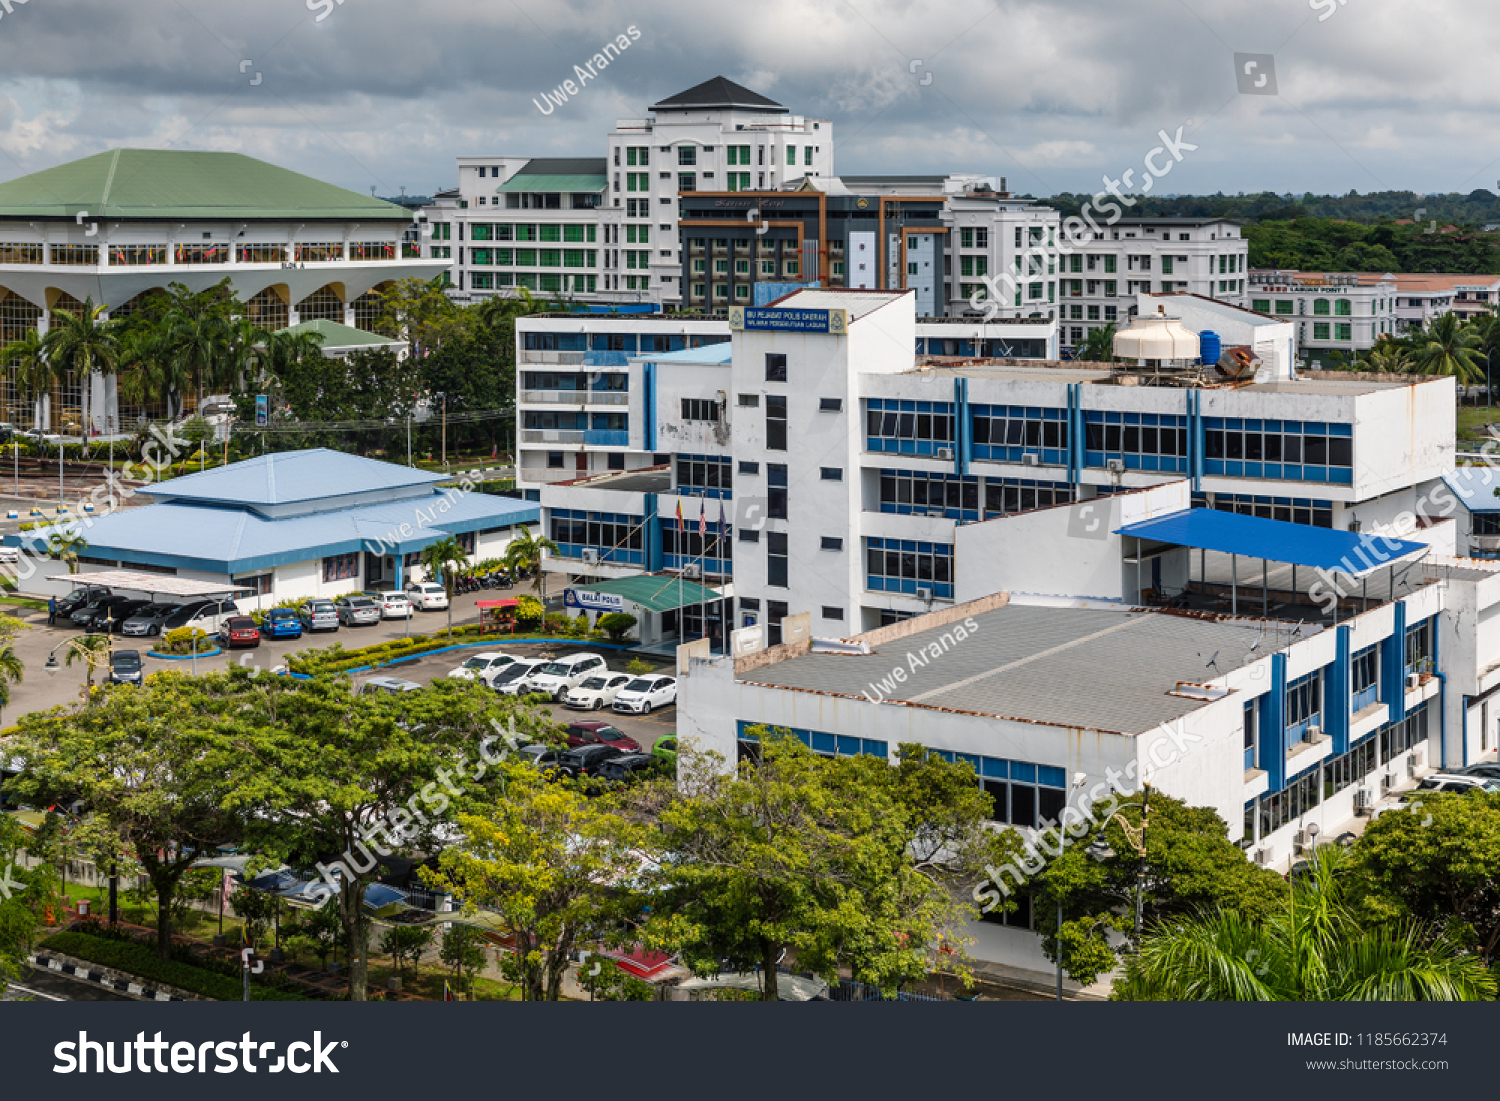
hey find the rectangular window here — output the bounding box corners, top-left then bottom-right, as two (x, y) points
(678, 146), (697, 166)
(767, 531), (789, 588)
(1313, 322), (1330, 340)
(738, 394), (760, 407)
(322, 552), (360, 583)
(50, 244), (100, 266)
(738, 460), (760, 474)
(820, 536), (843, 551)
(680, 398), (722, 422)
(1275, 300), (1294, 315)
(820, 467), (843, 481)
(768, 463), (788, 519)
(765, 353), (787, 382)
(821, 606), (844, 621)
(819, 398), (842, 412)
(766, 396), (787, 451)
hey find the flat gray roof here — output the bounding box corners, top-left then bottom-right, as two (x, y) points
(739, 605), (1282, 735)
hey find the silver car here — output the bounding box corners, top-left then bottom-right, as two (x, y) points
(334, 596), (381, 626)
(298, 600), (340, 632)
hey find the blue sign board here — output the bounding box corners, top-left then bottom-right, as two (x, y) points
(564, 588), (626, 613)
(255, 394), (268, 427)
(730, 306), (848, 334)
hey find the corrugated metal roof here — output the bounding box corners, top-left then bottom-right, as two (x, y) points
(0, 149), (410, 220)
(496, 174), (606, 193)
(739, 605), (1282, 735)
(1116, 508), (1428, 576)
(515, 158), (607, 176)
(10, 491), (539, 574)
(651, 77), (785, 112)
(282, 319), (405, 349)
(1443, 467), (1500, 513)
(142, 449), (444, 507)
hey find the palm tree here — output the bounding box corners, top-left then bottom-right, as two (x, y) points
(1362, 339), (1412, 374)
(43, 297), (119, 440)
(116, 326), (184, 425)
(1114, 847), (1496, 1001)
(165, 311), (228, 415)
(418, 536), (469, 636)
(0, 639), (24, 715)
(65, 632), (111, 697)
(1077, 322), (1118, 364)
(45, 530), (88, 574)
(502, 525), (560, 603)
(1410, 312), (1483, 385)
(1, 328), (51, 429)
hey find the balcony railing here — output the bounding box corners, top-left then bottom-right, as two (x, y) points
(517, 467), (591, 484)
(583, 429), (630, 447)
(586, 391), (630, 405)
(520, 350), (587, 365)
(521, 429), (586, 444)
(522, 390), (587, 405)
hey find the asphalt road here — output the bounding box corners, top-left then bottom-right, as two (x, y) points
(6, 968), (135, 1002)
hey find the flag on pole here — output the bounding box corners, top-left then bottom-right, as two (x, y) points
(675, 499), (683, 525)
(717, 501), (726, 537)
(444, 980), (455, 1001)
(699, 501), (707, 537)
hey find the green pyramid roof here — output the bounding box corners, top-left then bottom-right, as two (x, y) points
(0, 149), (410, 221)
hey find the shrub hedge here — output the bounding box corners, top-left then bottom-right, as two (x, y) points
(42, 931), (311, 1001)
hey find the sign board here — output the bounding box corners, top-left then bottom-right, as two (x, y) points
(564, 588), (626, 613)
(729, 307), (848, 335)
(255, 394), (268, 426)
(731, 625), (764, 656)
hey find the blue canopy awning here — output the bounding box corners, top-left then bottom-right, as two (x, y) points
(1115, 508), (1429, 578)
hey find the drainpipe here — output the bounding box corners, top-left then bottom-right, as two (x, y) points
(1434, 671), (1450, 771)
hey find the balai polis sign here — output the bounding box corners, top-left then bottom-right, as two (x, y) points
(729, 306), (849, 334)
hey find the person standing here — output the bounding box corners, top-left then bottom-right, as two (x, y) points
(48, 595), (57, 626)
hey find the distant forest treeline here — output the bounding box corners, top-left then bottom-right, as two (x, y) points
(1034, 190), (1500, 275)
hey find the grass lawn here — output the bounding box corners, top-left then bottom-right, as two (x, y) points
(57, 882), (248, 942)
(1457, 403), (1500, 444)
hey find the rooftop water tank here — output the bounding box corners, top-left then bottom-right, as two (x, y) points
(1198, 330), (1221, 367)
(1111, 306), (1200, 362)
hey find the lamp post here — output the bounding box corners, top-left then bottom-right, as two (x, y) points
(1085, 782), (1152, 943)
(435, 392), (448, 469)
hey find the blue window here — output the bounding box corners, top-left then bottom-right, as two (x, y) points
(923, 748), (1066, 827)
(864, 537), (954, 599)
(549, 508), (644, 565)
(879, 469), (980, 521)
(1204, 418), (1352, 484)
(1200, 493), (1334, 529)
(865, 398), (955, 456)
(735, 721), (887, 761)
(663, 518), (730, 577)
(1285, 670), (1323, 746)
(675, 454), (732, 499)
(1352, 644), (1380, 712)
(1083, 410), (1188, 474)
(971, 404), (1069, 466)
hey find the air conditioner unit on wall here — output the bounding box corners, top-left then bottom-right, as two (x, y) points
(581, 549), (599, 565)
(683, 563), (702, 580)
(1021, 453), (1041, 467)
(936, 447), (955, 461)
(1105, 458), (1126, 474)
(1407, 672), (1421, 690)
(1253, 848), (1269, 866)
(1304, 725), (1325, 745)
(1381, 772), (1396, 792)
(915, 587), (933, 602)
(1353, 789), (1372, 814)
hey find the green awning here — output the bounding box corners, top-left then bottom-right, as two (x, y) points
(496, 174), (606, 194)
(571, 574), (722, 614)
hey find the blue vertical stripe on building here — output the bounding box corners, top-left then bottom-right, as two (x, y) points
(1261, 653), (1288, 792)
(643, 493), (663, 573)
(643, 362), (656, 451)
(1385, 601), (1407, 725)
(1330, 625), (1351, 755)
(955, 376), (970, 477)
(1067, 384), (1084, 485)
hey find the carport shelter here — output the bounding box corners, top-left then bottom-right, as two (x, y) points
(564, 573), (725, 649)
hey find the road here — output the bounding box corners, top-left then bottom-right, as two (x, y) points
(3, 583), (677, 751)
(5, 968), (134, 1002)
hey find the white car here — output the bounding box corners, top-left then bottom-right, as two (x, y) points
(611, 674), (677, 715)
(492, 658), (549, 696)
(448, 652), (519, 686)
(522, 653), (609, 701)
(377, 591), (414, 619)
(564, 672), (634, 711)
(406, 581), (449, 611)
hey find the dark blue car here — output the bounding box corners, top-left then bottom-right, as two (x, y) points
(262, 607), (304, 640)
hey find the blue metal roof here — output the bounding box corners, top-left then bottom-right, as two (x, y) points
(1442, 467), (1500, 513)
(7, 490), (539, 575)
(642, 343), (734, 364)
(142, 449), (445, 507)
(1115, 508), (1429, 578)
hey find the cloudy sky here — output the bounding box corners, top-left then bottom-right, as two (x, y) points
(0, 0), (1493, 200)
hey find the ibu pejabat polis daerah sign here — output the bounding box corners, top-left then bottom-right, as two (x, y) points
(729, 307), (848, 334)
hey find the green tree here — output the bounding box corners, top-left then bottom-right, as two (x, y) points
(165, 310), (229, 415)
(1030, 789), (1288, 986)
(638, 732), (1004, 1000)
(1348, 791), (1500, 963)
(1362, 339), (1413, 374)
(503, 526), (560, 603)
(0, 328), (50, 429)
(1411, 311), (1484, 384)
(5, 673), (244, 957)
(1078, 322), (1118, 364)
(439, 925), (488, 998)
(0, 612), (26, 715)
(225, 672), (522, 1000)
(380, 924), (435, 982)
(0, 812), (64, 990)
(598, 612), (637, 642)
(63, 632), (110, 695)
(429, 754), (646, 1001)
(1114, 847), (1496, 1001)
(45, 529), (88, 574)
(418, 535), (469, 635)
(42, 297), (118, 438)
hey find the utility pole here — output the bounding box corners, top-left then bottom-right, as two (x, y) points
(436, 391), (448, 469)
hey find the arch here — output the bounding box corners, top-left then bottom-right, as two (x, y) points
(296, 283), (346, 324)
(351, 281), (395, 335)
(247, 285), (290, 331)
(46, 291), (87, 433)
(107, 289), (169, 322)
(0, 287), (43, 428)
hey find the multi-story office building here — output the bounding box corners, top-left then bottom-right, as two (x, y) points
(1247, 270), (1400, 366)
(0, 149), (446, 430)
(524, 289), (1450, 649)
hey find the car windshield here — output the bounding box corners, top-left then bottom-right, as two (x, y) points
(310, 603), (334, 613)
(270, 610), (294, 619)
(623, 678), (654, 692)
(114, 654), (141, 670)
(579, 677), (607, 689)
(539, 662), (570, 676)
(348, 598), (373, 608)
(595, 726), (624, 740)
(461, 658), (488, 670)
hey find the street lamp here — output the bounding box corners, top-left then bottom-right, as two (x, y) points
(1085, 782), (1152, 943)
(434, 392), (448, 469)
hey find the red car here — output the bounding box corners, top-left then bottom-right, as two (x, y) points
(564, 721), (641, 753)
(220, 616), (261, 649)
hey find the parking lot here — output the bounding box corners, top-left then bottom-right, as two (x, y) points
(2, 585), (677, 751)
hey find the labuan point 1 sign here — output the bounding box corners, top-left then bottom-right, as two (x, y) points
(729, 307), (849, 334)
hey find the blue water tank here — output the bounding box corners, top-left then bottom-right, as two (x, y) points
(1198, 330), (1221, 367)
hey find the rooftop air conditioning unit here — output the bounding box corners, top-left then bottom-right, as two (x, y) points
(581, 549), (599, 565)
(1253, 848), (1269, 866)
(915, 587), (933, 602)
(683, 563), (702, 580)
(1304, 725), (1325, 745)
(1105, 458), (1126, 474)
(1021, 453), (1041, 468)
(1407, 672), (1421, 690)
(1353, 789), (1373, 815)
(936, 447), (955, 461)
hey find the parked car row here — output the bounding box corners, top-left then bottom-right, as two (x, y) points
(53, 586), (244, 637)
(442, 649), (678, 714)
